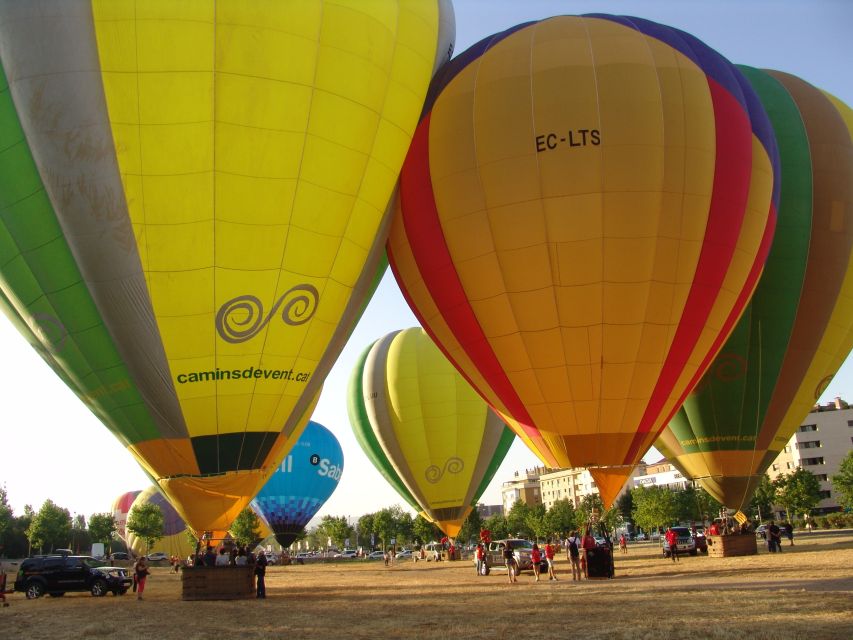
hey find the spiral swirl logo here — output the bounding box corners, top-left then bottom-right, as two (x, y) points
(215, 284), (319, 344)
(425, 456), (464, 484)
(693, 352), (747, 393)
(814, 374), (833, 400)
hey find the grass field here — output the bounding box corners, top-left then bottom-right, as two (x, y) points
(2, 531), (852, 640)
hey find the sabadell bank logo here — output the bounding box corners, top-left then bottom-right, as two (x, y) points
(215, 285), (319, 344)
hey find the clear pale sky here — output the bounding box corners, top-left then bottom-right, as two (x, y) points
(1, 1), (851, 525)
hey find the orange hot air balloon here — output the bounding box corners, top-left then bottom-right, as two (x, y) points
(387, 15), (779, 506)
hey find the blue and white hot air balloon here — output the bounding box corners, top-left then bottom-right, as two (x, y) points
(252, 421), (344, 548)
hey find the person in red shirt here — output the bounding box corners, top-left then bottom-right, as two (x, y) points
(665, 527), (679, 562)
(581, 529), (597, 578)
(531, 544), (542, 582)
(709, 521), (720, 536)
(544, 539), (557, 581)
(475, 543), (485, 576)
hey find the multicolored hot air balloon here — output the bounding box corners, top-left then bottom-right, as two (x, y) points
(111, 490), (142, 544)
(656, 69), (853, 510)
(0, 1), (454, 535)
(387, 14), (779, 507)
(126, 486), (195, 560)
(251, 420), (344, 548)
(348, 328), (515, 537)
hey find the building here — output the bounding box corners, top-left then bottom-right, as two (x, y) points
(766, 397), (853, 515)
(475, 504), (503, 518)
(541, 463), (647, 510)
(500, 466), (547, 512)
(631, 459), (690, 492)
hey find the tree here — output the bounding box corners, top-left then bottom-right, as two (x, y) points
(832, 450), (853, 510)
(0, 486), (13, 554)
(524, 507), (548, 541)
(230, 507), (264, 546)
(358, 513), (375, 548)
(576, 494), (605, 530)
(412, 514), (442, 546)
(126, 503), (164, 554)
(482, 513), (509, 540)
(544, 499), (576, 538)
(774, 468), (822, 522)
(88, 513), (117, 551)
(26, 500), (71, 554)
(631, 486), (677, 534)
(315, 515), (354, 549)
(457, 508), (483, 545)
(749, 475), (777, 522)
(615, 490), (633, 524)
(506, 500), (532, 537)
(372, 507), (399, 549)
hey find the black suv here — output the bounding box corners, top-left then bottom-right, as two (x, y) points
(14, 551), (132, 599)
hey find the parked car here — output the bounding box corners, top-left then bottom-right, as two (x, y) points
(340, 549), (358, 558)
(14, 552), (132, 599)
(693, 527), (708, 553)
(108, 552), (130, 561)
(365, 551), (386, 560)
(661, 527), (698, 557)
(635, 532), (648, 541)
(146, 552), (169, 562)
(756, 524), (768, 539)
(395, 550), (413, 560)
(477, 539), (549, 576)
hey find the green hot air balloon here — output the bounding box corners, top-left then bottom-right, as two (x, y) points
(656, 68), (853, 511)
(348, 328), (514, 537)
(0, 1), (454, 536)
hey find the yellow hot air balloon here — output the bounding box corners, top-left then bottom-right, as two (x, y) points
(387, 15), (779, 506)
(126, 486), (196, 560)
(348, 328), (515, 537)
(0, 1), (454, 535)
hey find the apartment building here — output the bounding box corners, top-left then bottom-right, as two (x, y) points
(500, 466), (547, 512)
(766, 397), (853, 514)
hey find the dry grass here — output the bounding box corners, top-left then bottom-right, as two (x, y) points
(3, 531), (852, 640)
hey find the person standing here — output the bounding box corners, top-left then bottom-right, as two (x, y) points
(502, 542), (517, 584)
(531, 543), (542, 582)
(544, 539), (557, 581)
(475, 543), (485, 576)
(581, 529), (596, 578)
(665, 527), (679, 562)
(133, 556), (150, 600)
(619, 533), (628, 554)
(767, 521), (782, 553)
(566, 531), (582, 581)
(255, 550), (268, 598)
(782, 522), (794, 546)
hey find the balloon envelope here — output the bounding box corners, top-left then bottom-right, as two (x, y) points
(111, 490), (142, 544)
(0, 1), (453, 534)
(126, 486), (195, 560)
(657, 69), (853, 509)
(387, 15), (779, 506)
(348, 328), (515, 537)
(251, 420), (344, 548)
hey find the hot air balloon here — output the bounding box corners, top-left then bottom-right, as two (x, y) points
(348, 328), (516, 537)
(656, 69), (853, 510)
(251, 420), (344, 548)
(126, 486), (196, 560)
(387, 15), (780, 507)
(112, 490), (142, 544)
(0, 1), (454, 535)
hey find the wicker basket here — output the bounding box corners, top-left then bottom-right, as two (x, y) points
(181, 566), (256, 600)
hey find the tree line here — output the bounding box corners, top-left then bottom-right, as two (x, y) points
(3, 455), (851, 558)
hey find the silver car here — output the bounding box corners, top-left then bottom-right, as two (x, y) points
(477, 539), (548, 576)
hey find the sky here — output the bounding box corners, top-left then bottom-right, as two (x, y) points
(1, 1), (852, 526)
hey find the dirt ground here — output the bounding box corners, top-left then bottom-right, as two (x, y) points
(2, 531), (852, 640)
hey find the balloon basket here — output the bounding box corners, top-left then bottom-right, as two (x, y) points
(181, 566), (256, 600)
(706, 534), (758, 558)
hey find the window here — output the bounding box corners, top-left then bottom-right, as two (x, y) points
(801, 457), (825, 466)
(772, 463), (779, 471)
(784, 445), (791, 453)
(796, 440), (821, 449)
(800, 424), (818, 432)
(815, 474), (828, 481)
(818, 490), (831, 500)
(786, 461), (795, 469)
(848, 420), (853, 427)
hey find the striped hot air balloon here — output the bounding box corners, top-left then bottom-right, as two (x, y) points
(387, 14), (779, 506)
(0, 0), (454, 535)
